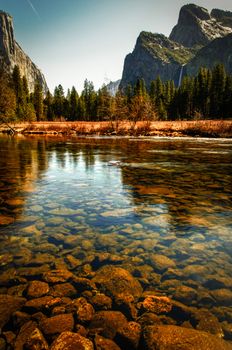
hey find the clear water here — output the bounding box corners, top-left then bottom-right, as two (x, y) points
(0, 135), (232, 319)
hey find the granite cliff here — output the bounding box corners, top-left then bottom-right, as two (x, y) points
(120, 4), (232, 90)
(0, 10), (47, 92)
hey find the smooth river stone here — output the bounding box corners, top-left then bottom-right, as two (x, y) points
(49, 208), (85, 216)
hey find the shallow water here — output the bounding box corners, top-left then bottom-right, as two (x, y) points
(0, 135), (232, 319)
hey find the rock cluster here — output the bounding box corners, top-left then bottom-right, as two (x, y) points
(0, 264), (232, 350)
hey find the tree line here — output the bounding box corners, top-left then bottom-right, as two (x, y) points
(0, 63), (232, 124)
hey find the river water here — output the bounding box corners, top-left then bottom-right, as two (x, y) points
(0, 135), (232, 323)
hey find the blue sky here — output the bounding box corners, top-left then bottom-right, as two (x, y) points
(0, 0), (232, 93)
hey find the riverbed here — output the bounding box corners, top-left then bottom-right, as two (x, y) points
(0, 135), (232, 346)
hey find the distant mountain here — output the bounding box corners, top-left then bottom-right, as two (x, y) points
(0, 10), (47, 92)
(106, 79), (121, 96)
(120, 4), (232, 90)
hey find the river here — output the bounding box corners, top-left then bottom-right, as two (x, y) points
(0, 135), (232, 332)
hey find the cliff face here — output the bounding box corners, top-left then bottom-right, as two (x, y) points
(0, 11), (47, 92)
(186, 33), (232, 76)
(120, 32), (194, 89)
(120, 4), (232, 90)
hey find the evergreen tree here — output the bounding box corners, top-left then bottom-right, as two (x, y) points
(82, 79), (97, 120)
(210, 64), (226, 118)
(53, 84), (65, 119)
(44, 90), (54, 121)
(97, 85), (111, 121)
(33, 81), (44, 121)
(69, 86), (79, 121)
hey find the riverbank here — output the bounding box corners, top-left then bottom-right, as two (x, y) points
(1, 120), (232, 138)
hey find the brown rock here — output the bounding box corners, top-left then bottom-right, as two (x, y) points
(18, 265), (50, 278)
(116, 321), (141, 349)
(193, 310), (224, 337)
(72, 277), (96, 291)
(210, 289), (232, 306)
(76, 324), (88, 337)
(94, 335), (121, 350)
(143, 325), (232, 350)
(173, 285), (198, 304)
(141, 295), (172, 314)
(43, 269), (73, 283)
(0, 295), (26, 329)
(40, 314), (74, 335)
(50, 283), (77, 297)
(89, 311), (128, 339)
(150, 254), (176, 272)
(24, 328), (49, 350)
(25, 296), (61, 311)
(115, 293), (138, 320)
(7, 284), (27, 297)
(75, 297), (95, 324)
(137, 313), (163, 328)
(27, 281), (49, 298)
(14, 321), (37, 350)
(65, 255), (82, 269)
(92, 266), (142, 300)
(50, 332), (94, 350)
(90, 293), (112, 310)
(13, 311), (31, 328)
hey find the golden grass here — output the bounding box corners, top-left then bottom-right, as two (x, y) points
(1, 120), (232, 138)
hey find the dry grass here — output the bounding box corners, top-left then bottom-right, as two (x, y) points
(1, 120), (232, 138)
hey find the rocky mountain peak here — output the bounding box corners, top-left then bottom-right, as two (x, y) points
(211, 8), (232, 28)
(0, 10), (47, 92)
(169, 3), (232, 47)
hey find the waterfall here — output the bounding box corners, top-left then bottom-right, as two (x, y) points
(178, 65), (185, 87)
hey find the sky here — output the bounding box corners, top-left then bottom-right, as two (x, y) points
(0, 0), (232, 93)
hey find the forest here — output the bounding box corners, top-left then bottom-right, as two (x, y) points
(0, 63), (232, 125)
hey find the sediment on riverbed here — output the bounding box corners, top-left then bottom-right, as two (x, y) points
(1, 120), (232, 138)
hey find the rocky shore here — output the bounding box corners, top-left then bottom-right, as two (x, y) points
(0, 263), (232, 350)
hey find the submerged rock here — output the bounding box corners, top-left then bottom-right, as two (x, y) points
(27, 281), (49, 298)
(50, 332), (94, 350)
(14, 321), (37, 350)
(0, 295), (26, 329)
(39, 314), (74, 335)
(24, 328), (49, 350)
(92, 266), (143, 300)
(94, 335), (121, 350)
(89, 311), (128, 339)
(43, 269), (74, 283)
(150, 254), (176, 272)
(143, 325), (232, 350)
(141, 295), (172, 314)
(116, 321), (141, 349)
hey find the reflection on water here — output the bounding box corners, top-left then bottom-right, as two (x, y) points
(0, 135), (232, 322)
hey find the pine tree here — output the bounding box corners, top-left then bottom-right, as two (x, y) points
(82, 79), (97, 120)
(33, 82), (44, 121)
(210, 64), (226, 118)
(53, 84), (65, 119)
(69, 86), (79, 121)
(44, 90), (54, 121)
